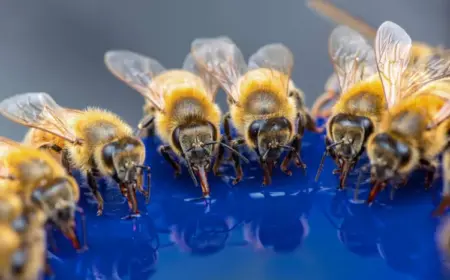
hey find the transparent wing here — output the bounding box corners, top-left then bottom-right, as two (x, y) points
(247, 43), (294, 95)
(104, 50), (167, 111)
(0, 137), (20, 158)
(375, 21), (412, 109)
(191, 36), (247, 103)
(429, 101), (450, 129)
(329, 25), (376, 94)
(402, 57), (450, 97)
(182, 53), (220, 99)
(0, 93), (81, 144)
(324, 72), (341, 93)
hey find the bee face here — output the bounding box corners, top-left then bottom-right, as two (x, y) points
(249, 117), (292, 162)
(329, 113), (374, 160)
(368, 133), (412, 181)
(177, 123), (215, 170)
(102, 137), (145, 183)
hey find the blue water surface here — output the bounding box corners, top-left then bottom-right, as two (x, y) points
(46, 127), (450, 280)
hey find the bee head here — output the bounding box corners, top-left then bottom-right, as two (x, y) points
(172, 122), (217, 194)
(329, 113), (373, 160)
(249, 117), (293, 163)
(101, 136), (145, 184)
(368, 132), (412, 182)
(31, 176), (80, 249)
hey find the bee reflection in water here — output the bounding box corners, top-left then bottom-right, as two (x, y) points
(236, 188), (314, 254)
(323, 191), (440, 278)
(48, 216), (160, 280)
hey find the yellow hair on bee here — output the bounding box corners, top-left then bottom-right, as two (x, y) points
(152, 70), (221, 154)
(0, 225), (20, 268)
(5, 147), (66, 182)
(332, 75), (385, 120)
(231, 68), (297, 145)
(69, 107), (134, 172)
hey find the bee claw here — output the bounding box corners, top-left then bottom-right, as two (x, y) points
(281, 168), (292, 176)
(96, 209), (103, 216)
(121, 213), (141, 220)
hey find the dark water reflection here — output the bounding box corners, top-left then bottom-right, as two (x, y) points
(46, 131), (449, 280)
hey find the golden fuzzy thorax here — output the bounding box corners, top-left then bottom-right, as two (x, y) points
(152, 70), (221, 155)
(67, 107), (135, 175)
(3, 147), (67, 196)
(327, 75), (386, 140)
(0, 225), (20, 273)
(230, 69), (297, 149)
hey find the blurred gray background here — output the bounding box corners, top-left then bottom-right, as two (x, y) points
(0, 0), (448, 141)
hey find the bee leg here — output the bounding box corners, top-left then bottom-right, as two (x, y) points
(86, 170), (104, 216)
(213, 136), (226, 176)
(223, 113), (235, 161)
(261, 160), (272, 186)
(61, 149), (73, 176)
(434, 150), (450, 216)
(292, 114), (307, 170)
(159, 145), (181, 177)
(231, 138), (245, 185)
(420, 159), (437, 189)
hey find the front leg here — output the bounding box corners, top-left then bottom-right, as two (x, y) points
(61, 149), (72, 176)
(230, 138), (245, 185)
(434, 149), (450, 216)
(159, 145), (181, 177)
(280, 113), (306, 175)
(261, 160), (273, 186)
(86, 170), (104, 216)
(420, 159), (437, 189)
(213, 136), (226, 176)
(223, 112), (233, 142)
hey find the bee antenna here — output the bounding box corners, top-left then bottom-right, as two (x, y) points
(204, 141), (249, 164)
(315, 140), (344, 182)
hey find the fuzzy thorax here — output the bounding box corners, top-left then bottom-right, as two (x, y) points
(154, 84), (221, 155)
(67, 107), (134, 174)
(230, 69), (296, 148)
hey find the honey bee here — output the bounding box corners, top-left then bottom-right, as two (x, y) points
(191, 37), (320, 185)
(104, 50), (247, 199)
(0, 136), (86, 250)
(306, 0), (449, 119)
(0, 93), (151, 218)
(315, 25), (384, 188)
(365, 21), (450, 203)
(0, 210), (47, 280)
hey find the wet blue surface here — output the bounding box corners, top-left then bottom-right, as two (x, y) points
(47, 126), (450, 280)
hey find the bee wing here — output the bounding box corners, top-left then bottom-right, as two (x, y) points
(374, 21), (412, 109)
(329, 25), (376, 94)
(324, 72), (341, 93)
(191, 36), (247, 103)
(0, 93), (81, 144)
(182, 53), (220, 100)
(247, 43), (294, 95)
(104, 50), (167, 111)
(429, 100), (450, 129)
(402, 57), (450, 97)
(0, 136), (21, 158)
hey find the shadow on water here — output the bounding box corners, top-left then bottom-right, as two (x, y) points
(45, 128), (450, 280)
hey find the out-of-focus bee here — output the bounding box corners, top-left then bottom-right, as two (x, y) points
(0, 136), (86, 250)
(0, 209), (48, 280)
(365, 21), (450, 203)
(191, 37), (320, 185)
(306, 0), (449, 119)
(314, 25), (384, 188)
(104, 50), (247, 199)
(0, 93), (151, 218)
